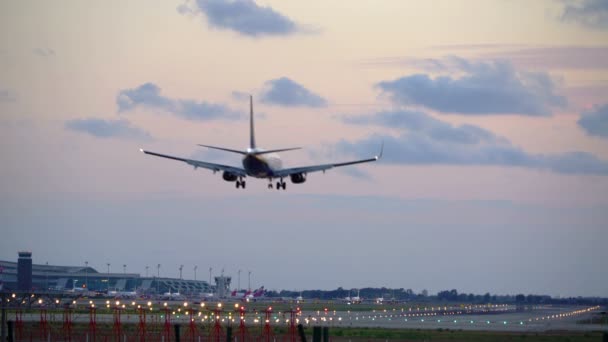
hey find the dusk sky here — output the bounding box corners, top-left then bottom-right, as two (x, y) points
(1, 0), (608, 297)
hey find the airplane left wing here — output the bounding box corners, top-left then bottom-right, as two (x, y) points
(140, 149), (247, 176)
(273, 145), (382, 178)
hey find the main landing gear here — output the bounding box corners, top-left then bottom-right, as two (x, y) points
(236, 177), (246, 189)
(268, 178), (287, 190)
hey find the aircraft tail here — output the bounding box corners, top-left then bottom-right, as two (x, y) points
(198, 96), (300, 155)
(250, 95), (256, 150)
(253, 286), (265, 297)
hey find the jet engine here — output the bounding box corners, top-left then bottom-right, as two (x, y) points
(290, 173), (306, 184)
(222, 171), (238, 182)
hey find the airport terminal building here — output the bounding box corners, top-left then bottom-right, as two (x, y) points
(0, 252), (211, 295)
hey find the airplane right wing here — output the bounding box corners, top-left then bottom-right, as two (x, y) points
(140, 149), (247, 177)
(273, 144), (383, 178)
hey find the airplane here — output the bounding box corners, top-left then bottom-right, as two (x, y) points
(230, 289), (252, 299)
(252, 286), (265, 298)
(230, 286), (267, 299)
(140, 96), (382, 190)
(351, 289), (362, 304)
(243, 286), (266, 301)
(108, 290), (138, 299)
(161, 291), (184, 300)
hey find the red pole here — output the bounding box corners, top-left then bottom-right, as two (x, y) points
(137, 307), (147, 341)
(259, 307), (274, 342)
(15, 308), (23, 340)
(162, 307), (172, 342)
(62, 306), (73, 341)
(88, 306), (97, 342)
(285, 309), (300, 342)
(236, 306), (250, 342)
(113, 307), (122, 340)
(186, 308), (199, 341)
(209, 307), (224, 342)
(39, 308), (48, 341)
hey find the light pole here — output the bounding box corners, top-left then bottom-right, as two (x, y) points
(45, 262), (49, 290)
(157, 264), (161, 294)
(209, 267), (212, 289)
(145, 266), (149, 277)
(123, 264), (126, 274)
(179, 265), (183, 280)
(238, 269), (241, 292)
(194, 265), (198, 281)
(84, 261), (88, 290)
(106, 263), (110, 292)
(248, 270), (251, 291)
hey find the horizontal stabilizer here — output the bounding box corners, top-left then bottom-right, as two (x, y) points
(198, 144), (247, 155)
(254, 147), (302, 155)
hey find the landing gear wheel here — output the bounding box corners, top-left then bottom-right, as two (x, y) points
(268, 183), (273, 189)
(235, 181), (240, 189)
(276, 182), (282, 190)
(282, 182), (287, 190)
(242, 181), (246, 189)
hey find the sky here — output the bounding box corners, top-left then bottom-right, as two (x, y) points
(1, 0), (608, 297)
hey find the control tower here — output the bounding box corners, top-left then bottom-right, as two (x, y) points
(17, 251), (32, 291)
(214, 276), (231, 298)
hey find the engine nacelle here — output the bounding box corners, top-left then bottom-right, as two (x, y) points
(290, 173), (306, 184)
(222, 171), (238, 182)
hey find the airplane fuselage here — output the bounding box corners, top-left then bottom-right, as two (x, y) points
(242, 151), (282, 178)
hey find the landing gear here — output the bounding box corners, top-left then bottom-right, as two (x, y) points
(236, 178), (246, 189)
(268, 178), (286, 190)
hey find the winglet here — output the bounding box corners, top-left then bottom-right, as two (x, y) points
(375, 141), (384, 160)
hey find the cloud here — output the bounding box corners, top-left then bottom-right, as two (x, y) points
(117, 83), (241, 121)
(560, 0), (608, 30)
(483, 46), (608, 70)
(179, 0), (299, 37)
(65, 118), (152, 141)
(578, 104), (608, 138)
(260, 77), (327, 107)
(32, 48), (55, 57)
(364, 46), (608, 71)
(0, 89), (17, 102)
(376, 58), (566, 116)
(339, 110), (608, 175)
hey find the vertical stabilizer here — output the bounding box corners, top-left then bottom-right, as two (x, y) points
(249, 95), (256, 150)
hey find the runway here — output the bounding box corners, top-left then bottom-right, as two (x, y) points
(306, 305), (607, 332)
(9, 300), (607, 333)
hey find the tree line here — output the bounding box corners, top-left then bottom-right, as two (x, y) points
(265, 287), (608, 305)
